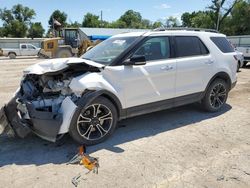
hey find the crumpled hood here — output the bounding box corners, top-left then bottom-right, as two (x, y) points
(23, 57), (104, 75)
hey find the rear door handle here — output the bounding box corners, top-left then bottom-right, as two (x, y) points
(205, 60), (214, 65)
(161, 65), (173, 71)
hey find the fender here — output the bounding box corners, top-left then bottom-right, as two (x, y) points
(76, 90), (123, 119)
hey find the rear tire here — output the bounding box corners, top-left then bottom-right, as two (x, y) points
(201, 79), (229, 112)
(56, 48), (72, 58)
(69, 97), (118, 145)
(8, 53), (16, 59)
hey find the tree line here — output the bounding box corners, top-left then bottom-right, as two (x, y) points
(0, 0), (249, 38)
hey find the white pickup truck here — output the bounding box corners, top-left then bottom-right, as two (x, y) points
(2, 43), (41, 59)
(228, 35), (250, 66)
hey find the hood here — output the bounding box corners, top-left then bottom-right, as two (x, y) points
(23, 58), (104, 75)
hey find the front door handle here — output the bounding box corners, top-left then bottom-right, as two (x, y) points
(161, 65), (173, 71)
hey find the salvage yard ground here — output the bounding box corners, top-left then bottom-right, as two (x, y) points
(0, 58), (250, 188)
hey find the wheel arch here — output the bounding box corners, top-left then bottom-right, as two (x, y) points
(205, 72), (232, 94)
(77, 90), (123, 119)
(8, 51), (17, 56)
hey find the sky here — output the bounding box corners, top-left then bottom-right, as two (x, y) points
(0, 0), (210, 30)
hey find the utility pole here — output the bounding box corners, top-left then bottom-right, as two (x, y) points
(100, 10), (103, 27)
(216, 0), (222, 31)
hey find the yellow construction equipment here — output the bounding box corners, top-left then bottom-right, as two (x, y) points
(38, 28), (101, 59)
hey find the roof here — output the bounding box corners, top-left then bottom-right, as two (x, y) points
(79, 27), (149, 37)
(113, 30), (225, 38)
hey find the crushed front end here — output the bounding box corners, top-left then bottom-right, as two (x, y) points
(0, 58), (102, 142)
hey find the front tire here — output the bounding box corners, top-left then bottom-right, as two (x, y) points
(69, 97), (118, 145)
(201, 79), (229, 112)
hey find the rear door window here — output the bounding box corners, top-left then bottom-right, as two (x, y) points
(210, 37), (234, 53)
(175, 36), (209, 57)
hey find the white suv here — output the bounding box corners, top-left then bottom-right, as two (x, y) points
(0, 29), (237, 145)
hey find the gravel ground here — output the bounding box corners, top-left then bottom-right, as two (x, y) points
(0, 58), (250, 188)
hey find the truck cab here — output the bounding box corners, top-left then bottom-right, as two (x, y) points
(19, 44), (40, 56)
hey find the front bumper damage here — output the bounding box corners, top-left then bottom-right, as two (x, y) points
(0, 107), (15, 137)
(0, 58), (104, 142)
(0, 95), (67, 142)
(0, 97), (30, 138)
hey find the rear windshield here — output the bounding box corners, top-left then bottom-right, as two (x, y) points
(210, 37), (234, 53)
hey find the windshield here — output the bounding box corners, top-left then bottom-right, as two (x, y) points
(82, 37), (138, 65)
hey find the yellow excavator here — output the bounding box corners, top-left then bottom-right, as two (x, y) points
(38, 28), (101, 58)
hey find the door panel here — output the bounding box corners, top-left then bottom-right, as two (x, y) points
(124, 60), (176, 107)
(102, 36), (177, 109)
(27, 45), (38, 55)
(174, 36), (213, 97)
(20, 44), (29, 56)
(103, 59), (176, 108)
(176, 55), (213, 97)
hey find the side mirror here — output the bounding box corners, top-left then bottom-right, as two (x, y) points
(124, 55), (146, 66)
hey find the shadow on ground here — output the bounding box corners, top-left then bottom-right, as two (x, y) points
(0, 104), (232, 167)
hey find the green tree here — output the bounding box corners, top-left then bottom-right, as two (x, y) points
(0, 27), (4, 37)
(67, 21), (81, 28)
(118, 10), (142, 28)
(228, 0), (250, 35)
(109, 20), (127, 28)
(82, 13), (101, 27)
(181, 12), (196, 27)
(208, 0), (240, 30)
(152, 21), (162, 29)
(0, 4), (35, 37)
(191, 11), (214, 28)
(48, 10), (67, 28)
(166, 16), (179, 27)
(140, 19), (151, 29)
(181, 11), (214, 28)
(28, 22), (45, 38)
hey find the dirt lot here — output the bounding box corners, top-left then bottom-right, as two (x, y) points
(0, 58), (250, 188)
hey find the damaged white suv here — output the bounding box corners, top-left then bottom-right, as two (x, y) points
(0, 29), (237, 145)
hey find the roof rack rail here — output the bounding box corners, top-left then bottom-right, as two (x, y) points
(153, 27), (219, 33)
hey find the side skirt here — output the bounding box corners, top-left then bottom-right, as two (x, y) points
(121, 92), (204, 119)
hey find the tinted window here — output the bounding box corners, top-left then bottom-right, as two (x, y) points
(175, 36), (209, 57)
(134, 37), (170, 61)
(211, 37), (234, 53)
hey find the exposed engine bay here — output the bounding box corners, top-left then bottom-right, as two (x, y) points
(0, 58), (102, 142)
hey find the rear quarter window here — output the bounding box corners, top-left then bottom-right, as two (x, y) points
(210, 37), (234, 53)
